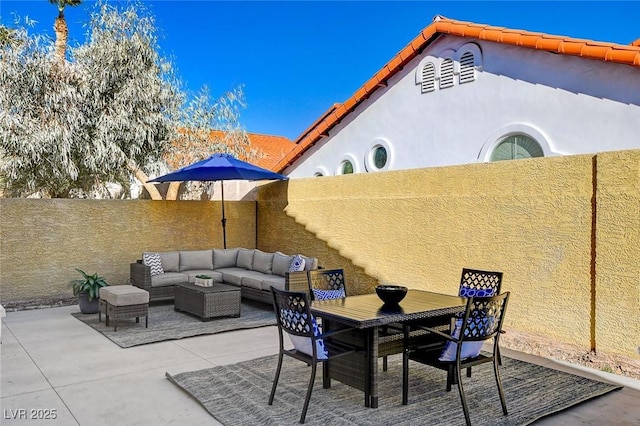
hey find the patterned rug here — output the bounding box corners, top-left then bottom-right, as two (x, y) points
(72, 300), (276, 348)
(166, 354), (621, 426)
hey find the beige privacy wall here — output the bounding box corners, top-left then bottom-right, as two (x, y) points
(0, 200), (256, 300)
(594, 151), (640, 359)
(258, 151), (640, 359)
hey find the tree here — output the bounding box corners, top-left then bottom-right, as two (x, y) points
(0, 2), (179, 198)
(0, 1), (253, 199)
(49, 0), (82, 63)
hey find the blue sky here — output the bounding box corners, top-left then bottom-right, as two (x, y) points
(2, 1), (639, 141)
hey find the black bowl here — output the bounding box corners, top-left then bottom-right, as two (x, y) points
(375, 285), (408, 306)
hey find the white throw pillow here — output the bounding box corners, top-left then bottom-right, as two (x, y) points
(143, 253), (164, 276)
(439, 318), (485, 361)
(288, 254), (306, 272)
(287, 315), (327, 360)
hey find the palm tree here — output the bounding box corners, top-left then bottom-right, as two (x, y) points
(49, 0), (82, 63)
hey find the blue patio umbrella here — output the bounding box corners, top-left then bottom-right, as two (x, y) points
(148, 153), (288, 248)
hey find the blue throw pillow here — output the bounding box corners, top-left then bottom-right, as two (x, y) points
(288, 254), (306, 272)
(312, 288), (346, 301)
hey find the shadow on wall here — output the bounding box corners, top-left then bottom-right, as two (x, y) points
(256, 180), (379, 296)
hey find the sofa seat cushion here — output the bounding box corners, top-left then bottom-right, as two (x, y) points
(261, 275), (286, 292)
(182, 270), (223, 284)
(240, 271), (272, 290)
(218, 267), (255, 286)
(151, 272), (188, 287)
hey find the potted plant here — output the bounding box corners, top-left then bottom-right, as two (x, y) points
(68, 268), (109, 314)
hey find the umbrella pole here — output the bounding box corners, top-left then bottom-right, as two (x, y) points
(221, 181), (227, 249)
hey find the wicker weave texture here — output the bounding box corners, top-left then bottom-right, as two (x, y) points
(99, 299), (149, 331)
(174, 283), (241, 321)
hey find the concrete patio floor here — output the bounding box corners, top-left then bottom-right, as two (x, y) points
(1, 305), (639, 425)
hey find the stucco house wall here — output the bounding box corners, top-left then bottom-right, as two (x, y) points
(285, 34), (640, 178)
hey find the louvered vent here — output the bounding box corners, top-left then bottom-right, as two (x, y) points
(459, 52), (475, 84)
(439, 59), (454, 89)
(421, 63), (435, 93)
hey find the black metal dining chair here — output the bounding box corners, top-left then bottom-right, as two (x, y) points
(306, 269), (347, 301)
(269, 287), (359, 424)
(402, 292), (510, 426)
(306, 269), (396, 372)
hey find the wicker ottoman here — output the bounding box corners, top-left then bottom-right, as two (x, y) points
(99, 286), (149, 331)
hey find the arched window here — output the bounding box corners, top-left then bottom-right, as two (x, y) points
(439, 58), (454, 89)
(490, 134), (544, 161)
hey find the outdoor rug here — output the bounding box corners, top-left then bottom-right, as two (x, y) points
(166, 354), (621, 426)
(72, 300), (276, 348)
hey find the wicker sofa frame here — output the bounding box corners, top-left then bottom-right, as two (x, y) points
(130, 257), (313, 304)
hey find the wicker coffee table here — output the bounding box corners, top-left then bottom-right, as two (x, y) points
(174, 282), (241, 321)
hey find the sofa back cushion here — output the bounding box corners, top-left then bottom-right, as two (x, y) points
(179, 249), (214, 271)
(213, 248), (240, 269)
(253, 250), (275, 274)
(237, 249), (255, 270)
(302, 255), (318, 271)
(159, 251), (180, 272)
(272, 252), (295, 276)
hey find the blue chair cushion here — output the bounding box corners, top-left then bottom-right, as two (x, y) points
(459, 286), (496, 298)
(312, 288), (346, 301)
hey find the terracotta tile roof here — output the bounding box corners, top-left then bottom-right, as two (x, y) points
(275, 16), (640, 173)
(209, 130), (295, 171)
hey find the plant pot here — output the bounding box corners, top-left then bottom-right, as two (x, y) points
(78, 292), (100, 314)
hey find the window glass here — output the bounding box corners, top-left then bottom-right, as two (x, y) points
(341, 160), (354, 174)
(373, 146), (387, 169)
(490, 134), (544, 161)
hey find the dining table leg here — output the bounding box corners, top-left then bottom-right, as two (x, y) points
(369, 326), (379, 408)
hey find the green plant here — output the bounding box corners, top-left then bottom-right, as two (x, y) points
(68, 268), (109, 301)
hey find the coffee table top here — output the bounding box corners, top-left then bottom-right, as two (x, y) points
(176, 282), (240, 293)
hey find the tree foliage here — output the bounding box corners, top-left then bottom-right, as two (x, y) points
(0, 1), (251, 199)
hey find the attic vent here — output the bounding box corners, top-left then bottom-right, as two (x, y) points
(421, 63), (436, 93)
(439, 59), (454, 89)
(459, 51), (475, 84)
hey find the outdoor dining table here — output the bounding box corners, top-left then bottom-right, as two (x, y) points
(310, 289), (466, 408)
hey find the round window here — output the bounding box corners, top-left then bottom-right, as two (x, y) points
(373, 146), (387, 169)
(365, 138), (392, 172)
(341, 160), (354, 174)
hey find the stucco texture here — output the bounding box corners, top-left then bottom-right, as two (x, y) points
(259, 153), (639, 358)
(0, 200), (255, 300)
(595, 150), (640, 359)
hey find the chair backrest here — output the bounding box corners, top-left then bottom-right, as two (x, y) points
(307, 269), (347, 301)
(271, 287), (314, 338)
(459, 292), (510, 343)
(458, 268), (503, 298)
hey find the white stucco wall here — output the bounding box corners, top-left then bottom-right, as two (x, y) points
(286, 35), (640, 178)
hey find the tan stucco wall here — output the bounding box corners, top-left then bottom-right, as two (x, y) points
(0, 200), (255, 301)
(258, 151), (639, 359)
(1, 150), (638, 359)
(595, 151), (640, 359)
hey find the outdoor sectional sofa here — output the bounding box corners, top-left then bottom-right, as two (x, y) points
(130, 248), (318, 304)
